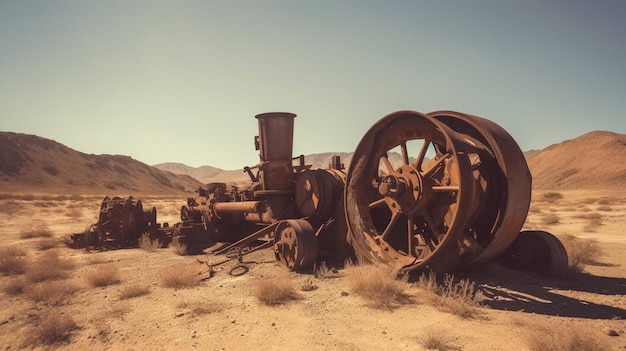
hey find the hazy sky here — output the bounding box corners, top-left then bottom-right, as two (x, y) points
(1, 1), (625, 169)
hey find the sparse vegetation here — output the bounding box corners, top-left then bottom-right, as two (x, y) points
(119, 284), (150, 299)
(346, 264), (411, 309)
(138, 233), (161, 252)
(314, 261), (341, 279)
(524, 322), (610, 351)
(578, 212), (602, 232)
(26, 314), (78, 347)
(177, 301), (223, 316)
(416, 273), (483, 319)
(300, 277), (318, 291)
(541, 213), (560, 225)
(558, 234), (602, 273)
(3, 278), (25, 295)
(169, 241), (188, 256)
(542, 192), (563, 202)
(0, 245), (28, 275)
(85, 263), (121, 287)
(26, 280), (79, 304)
(35, 238), (59, 251)
(159, 266), (200, 289)
(19, 224), (54, 239)
(253, 274), (300, 306)
(419, 328), (462, 351)
(25, 249), (74, 282)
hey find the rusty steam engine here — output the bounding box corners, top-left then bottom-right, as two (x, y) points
(73, 111), (567, 274)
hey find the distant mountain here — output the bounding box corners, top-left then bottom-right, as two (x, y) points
(526, 131), (626, 190)
(152, 162), (224, 184)
(0, 132), (203, 195)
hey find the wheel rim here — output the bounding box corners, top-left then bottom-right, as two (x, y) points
(428, 111), (532, 264)
(345, 111), (476, 271)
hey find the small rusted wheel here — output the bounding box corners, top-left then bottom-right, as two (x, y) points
(345, 111), (477, 272)
(498, 230), (568, 276)
(273, 219), (319, 271)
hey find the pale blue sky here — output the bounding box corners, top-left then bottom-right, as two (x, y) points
(1, 1), (624, 169)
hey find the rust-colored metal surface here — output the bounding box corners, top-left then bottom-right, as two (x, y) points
(71, 109), (559, 275)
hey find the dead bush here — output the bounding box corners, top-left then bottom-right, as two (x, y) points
(0, 245), (28, 275)
(3, 278), (26, 295)
(579, 212), (602, 232)
(419, 327), (462, 351)
(253, 274), (300, 306)
(19, 225), (54, 239)
(138, 233), (161, 252)
(119, 284), (150, 299)
(417, 273), (483, 319)
(314, 261), (342, 279)
(524, 322), (610, 351)
(25, 314), (78, 347)
(159, 266), (200, 289)
(169, 241), (188, 256)
(541, 192), (563, 202)
(346, 264), (411, 310)
(25, 250), (74, 283)
(85, 263), (121, 287)
(541, 213), (560, 225)
(300, 277), (318, 291)
(558, 234), (602, 273)
(26, 281), (79, 305)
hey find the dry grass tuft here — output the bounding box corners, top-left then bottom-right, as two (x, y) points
(541, 191), (563, 202)
(417, 273), (484, 319)
(346, 264), (411, 309)
(524, 321), (610, 351)
(558, 234), (603, 273)
(419, 327), (462, 351)
(25, 249), (74, 283)
(26, 314), (78, 347)
(253, 274), (300, 306)
(300, 277), (318, 291)
(19, 224), (54, 239)
(0, 245), (28, 275)
(119, 284), (150, 299)
(159, 266), (200, 289)
(138, 233), (161, 252)
(541, 213), (560, 225)
(26, 281), (79, 305)
(314, 261), (342, 279)
(35, 238), (60, 251)
(85, 263), (121, 287)
(578, 212), (602, 232)
(3, 278), (26, 295)
(169, 241), (188, 256)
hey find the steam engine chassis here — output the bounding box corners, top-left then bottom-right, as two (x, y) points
(73, 111), (567, 275)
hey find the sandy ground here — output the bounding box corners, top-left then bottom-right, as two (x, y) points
(1, 189), (625, 350)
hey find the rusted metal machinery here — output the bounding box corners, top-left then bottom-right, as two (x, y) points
(73, 110), (567, 275)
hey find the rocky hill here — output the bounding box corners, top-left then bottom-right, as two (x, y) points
(0, 132), (203, 195)
(526, 131), (626, 190)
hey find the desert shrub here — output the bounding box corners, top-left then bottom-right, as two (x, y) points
(169, 241), (188, 256)
(417, 273), (483, 319)
(346, 264), (410, 309)
(578, 212), (602, 232)
(558, 234), (602, 273)
(253, 275), (300, 306)
(0, 245), (28, 275)
(19, 225), (54, 239)
(542, 192), (563, 202)
(25, 250), (74, 282)
(541, 213), (560, 225)
(419, 327), (462, 351)
(119, 284), (150, 299)
(138, 233), (161, 252)
(314, 261), (342, 279)
(300, 277), (318, 291)
(524, 322), (609, 351)
(35, 238), (59, 251)
(26, 314), (78, 347)
(159, 267), (200, 289)
(26, 281), (79, 305)
(3, 278), (25, 295)
(85, 263), (120, 287)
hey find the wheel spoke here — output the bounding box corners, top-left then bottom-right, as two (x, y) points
(379, 211), (401, 240)
(407, 216), (416, 257)
(431, 186), (459, 192)
(368, 198), (387, 209)
(412, 140), (430, 171)
(423, 152), (451, 177)
(381, 153), (395, 174)
(401, 142), (409, 166)
(421, 213), (441, 250)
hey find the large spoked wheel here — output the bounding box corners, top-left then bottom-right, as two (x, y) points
(273, 219), (319, 271)
(345, 111), (477, 272)
(428, 111), (532, 264)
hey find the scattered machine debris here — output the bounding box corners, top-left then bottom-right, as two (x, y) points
(70, 111), (567, 274)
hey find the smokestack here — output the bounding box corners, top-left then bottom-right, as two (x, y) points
(255, 112), (297, 192)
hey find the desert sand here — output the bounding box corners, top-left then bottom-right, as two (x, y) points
(0, 188), (625, 351)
